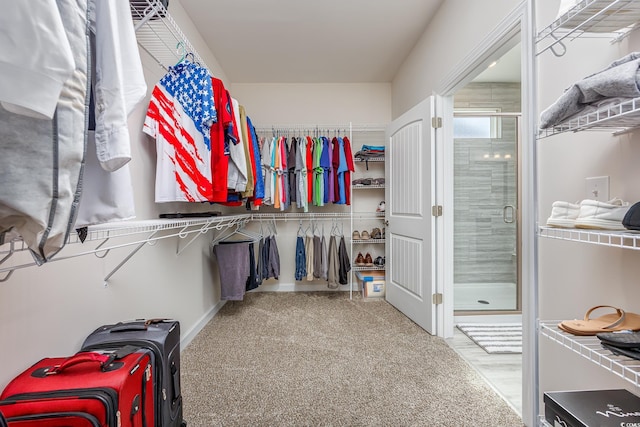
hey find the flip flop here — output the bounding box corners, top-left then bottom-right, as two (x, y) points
(558, 305), (638, 336)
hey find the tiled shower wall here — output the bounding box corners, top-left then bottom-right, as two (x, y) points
(453, 83), (521, 284)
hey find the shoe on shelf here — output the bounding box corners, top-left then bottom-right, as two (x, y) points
(355, 252), (365, 266)
(371, 227), (382, 239)
(371, 177), (385, 186)
(546, 201), (580, 228)
(376, 201), (385, 213)
(352, 178), (363, 185)
(364, 253), (373, 267)
(373, 256), (385, 267)
(360, 230), (371, 240)
(575, 198), (631, 230)
(352, 230), (361, 240)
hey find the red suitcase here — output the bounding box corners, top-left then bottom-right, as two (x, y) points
(0, 348), (154, 427)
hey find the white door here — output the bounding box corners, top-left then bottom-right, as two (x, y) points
(385, 97), (438, 334)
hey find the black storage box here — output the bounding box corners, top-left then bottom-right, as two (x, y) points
(544, 389), (640, 427)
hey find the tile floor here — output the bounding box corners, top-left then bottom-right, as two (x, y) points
(447, 327), (522, 416)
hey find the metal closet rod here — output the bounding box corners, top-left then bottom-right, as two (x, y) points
(253, 123), (386, 133)
(250, 213), (352, 220)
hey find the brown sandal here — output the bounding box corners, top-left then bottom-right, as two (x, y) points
(558, 305), (640, 336)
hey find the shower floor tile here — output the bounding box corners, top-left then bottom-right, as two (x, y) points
(454, 282), (517, 311)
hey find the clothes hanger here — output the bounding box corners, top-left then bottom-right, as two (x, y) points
(175, 42), (186, 65)
(213, 224), (261, 245)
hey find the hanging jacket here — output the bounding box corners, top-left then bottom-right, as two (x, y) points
(338, 235), (351, 285)
(0, 0), (90, 264)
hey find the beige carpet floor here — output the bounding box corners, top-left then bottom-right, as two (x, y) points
(181, 292), (523, 426)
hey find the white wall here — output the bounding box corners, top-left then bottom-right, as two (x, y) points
(391, 0), (522, 118)
(0, 1), (229, 390)
(536, 0), (640, 408)
(230, 83), (391, 125)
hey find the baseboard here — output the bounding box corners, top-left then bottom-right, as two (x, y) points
(253, 282), (354, 292)
(181, 299), (227, 350)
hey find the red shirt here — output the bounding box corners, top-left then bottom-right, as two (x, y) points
(209, 78), (232, 202)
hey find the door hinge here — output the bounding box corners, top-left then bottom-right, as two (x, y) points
(431, 117), (442, 129)
(432, 293), (443, 305)
(432, 205), (442, 217)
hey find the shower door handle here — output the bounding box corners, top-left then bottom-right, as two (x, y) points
(503, 205), (515, 224)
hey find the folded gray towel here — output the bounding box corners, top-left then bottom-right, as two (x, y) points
(540, 52), (640, 129)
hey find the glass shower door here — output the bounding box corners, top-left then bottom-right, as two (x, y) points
(452, 113), (520, 312)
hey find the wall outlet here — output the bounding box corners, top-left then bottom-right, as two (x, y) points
(585, 176), (609, 201)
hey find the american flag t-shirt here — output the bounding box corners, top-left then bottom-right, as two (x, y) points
(143, 62), (217, 202)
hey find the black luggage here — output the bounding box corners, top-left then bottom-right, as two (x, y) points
(81, 319), (184, 427)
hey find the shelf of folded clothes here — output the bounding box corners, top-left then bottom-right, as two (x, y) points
(355, 157), (384, 162)
(539, 321), (640, 387)
(539, 226), (640, 250)
(538, 97), (640, 138)
(537, 0), (640, 56)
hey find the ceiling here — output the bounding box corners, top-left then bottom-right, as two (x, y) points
(473, 44), (521, 83)
(179, 0), (445, 83)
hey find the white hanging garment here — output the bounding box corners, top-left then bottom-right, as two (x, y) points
(0, 1), (74, 119)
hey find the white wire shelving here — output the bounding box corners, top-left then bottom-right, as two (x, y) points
(539, 321), (640, 387)
(538, 97), (640, 138)
(129, 0), (207, 71)
(352, 184), (385, 190)
(538, 226), (640, 250)
(354, 157), (385, 163)
(0, 215), (252, 284)
(352, 239), (385, 244)
(536, 0), (640, 57)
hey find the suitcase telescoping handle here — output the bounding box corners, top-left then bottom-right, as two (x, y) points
(110, 318), (170, 333)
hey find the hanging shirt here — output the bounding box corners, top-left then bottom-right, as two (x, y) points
(209, 78), (234, 202)
(331, 137), (341, 203)
(143, 61), (216, 202)
(270, 137), (278, 206)
(326, 137), (334, 203)
(343, 136), (355, 205)
(90, 0), (148, 172)
(239, 105), (254, 198)
(261, 137), (272, 205)
(288, 137), (298, 206)
(296, 137), (308, 212)
(306, 136), (314, 204)
(321, 137), (331, 205)
(273, 137), (282, 210)
(76, 0), (147, 227)
(227, 97), (248, 193)
(313, 138), (324, 206)
(247, 117), (264, 206)
(279, 137), (288, 210)
(337, 137), (348, 204)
